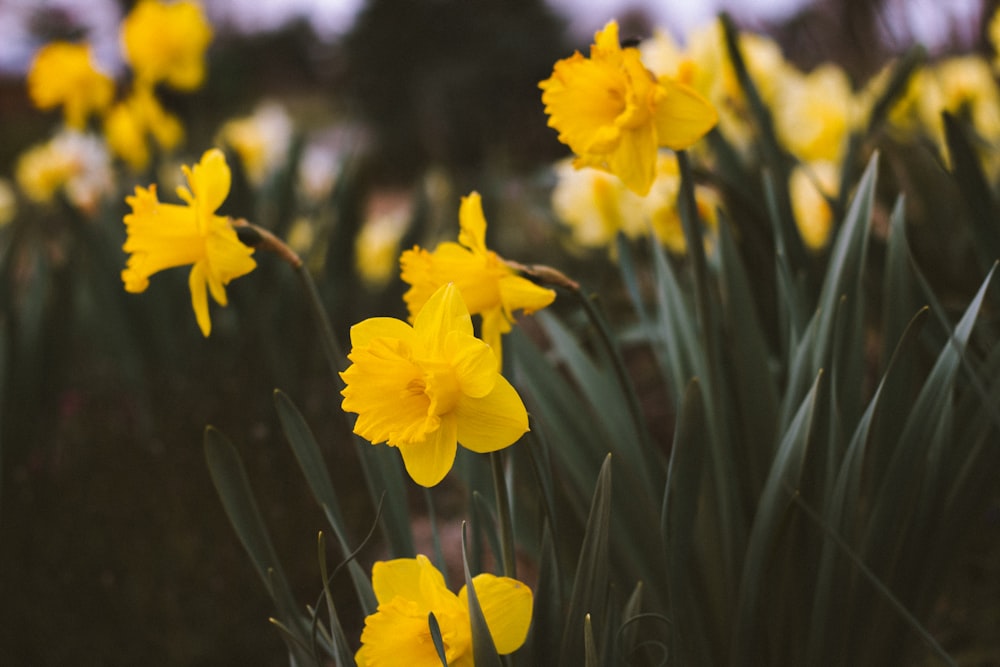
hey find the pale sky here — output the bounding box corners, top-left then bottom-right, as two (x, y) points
(0, 0), (986, 74)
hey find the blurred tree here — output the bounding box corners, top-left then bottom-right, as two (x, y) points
(342, 0), (570, 184)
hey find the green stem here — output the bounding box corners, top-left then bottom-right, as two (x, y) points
(295, 263), (347, 387)
(490, 451), (517, 579)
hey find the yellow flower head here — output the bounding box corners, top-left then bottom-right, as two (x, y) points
(789, 161), (838, 252)
(774, 64), (860, 165)
(104, 86), (185, 171)
(121, 0), (213, 91)
(15, 130), (114, 213)
(217, 103), (293, 186)
(340, 283), (530, 487)
(539, 20), (718, 195)
(27, 42), (115, 129)
(400, 192), (555, 369)
(121, 148), (256, 336)
(355, 554), (533, 667)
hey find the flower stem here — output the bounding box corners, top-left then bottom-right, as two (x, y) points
(490, 450), (517, 579)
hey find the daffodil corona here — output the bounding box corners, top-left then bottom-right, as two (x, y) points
(539, 20), (718, 196)
(340, 283), (529, 487)
(400, 192), (555, 369)
(355, 555), (533, 667)
(121, 148), (256, 337)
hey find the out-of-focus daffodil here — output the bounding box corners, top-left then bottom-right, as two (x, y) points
(775, 64), (860, 165)
(15, 130), (114, 214)
(540, 20), (718, 195)
(27, 42), (115, 130)
(400, 192), (555, 368)
(355, 203), (411, 288)
(121, 0), (213, 91)
(104, 86), (185, 171)
(121, 148), (256, 336)
(789, 161), (839, 252)
(217, 103), (293, 186)
(355, 554), (533, 667)
(0, 179), (17, 228)
(551, 154), (719, 255)
(340, 283), (529, 487)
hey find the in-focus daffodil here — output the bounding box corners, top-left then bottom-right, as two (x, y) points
(355, 554), (533, 667)
(400, 192), (555, 369)
(121, 148), (256, 336)
(26, 42), (115, 129)
(121, 0), (213, 91)
(540, 20), (718, 195)
(340, 283), (529, 487)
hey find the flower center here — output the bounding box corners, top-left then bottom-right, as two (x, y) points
(415, 361), (462, 417)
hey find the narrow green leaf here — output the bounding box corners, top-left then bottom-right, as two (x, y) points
(461, 524), (503, 667)
(559, 455), (612, 667)
(584, 614), (599, 667)
(274, 390), (375, 612)
(428, 613), (449, 667)
(203, 426), (314, 664)
(731, 372), (821, 664)
(942, 112), (1000, 272)
(315, 532), (354, 667)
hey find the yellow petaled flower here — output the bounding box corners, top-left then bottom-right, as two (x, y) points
(355, 205), (411, 288)
(355, 554), (533, 667)
(340, 283), (529, 487)
(217, 102), (293, 186)
(400, 192), (555, 369)
(539, 20), (718, 196)
(27, 42), (114, 129)
(121, 0), (212, 90)
(121, 148), (256, 337)
(104, 86), (185, 170)
(15, 130), (114, 213)
(789, 161), (838, 252)
(774, 64), (860, 165)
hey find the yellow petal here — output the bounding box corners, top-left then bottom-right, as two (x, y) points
(413, 283), (474, 356)
(371, 555), (446, 607)
(498, 275), (556, 315)
(349, 317), (415, 349)
(188, 261), (212, 336)
(445, 330), (497, 398)
(203, 222), (256, 288)
(457, 192), (487, 253)
(652, 78), (719, 150)
(396, 416), (459, 487)
(480, 308), (510, 371)
(459, 574), (534, 654)
(606, 122), (658, 196)
(181, 149), (231, 225)
(454, 376), (528, 454)
(357, 597), (454, 667)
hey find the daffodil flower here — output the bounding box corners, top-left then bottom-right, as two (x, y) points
(340, 283), (529, 487)
(400, 192), (555, 369)
(355, 554), (533, 667)
(26, 42), (114, 130)
(539, 20), (718, 196)
(121, 0), (213, 91)
(121, 148), (257, 337)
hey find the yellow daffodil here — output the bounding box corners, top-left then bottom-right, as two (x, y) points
(121, 0), (213, 91)
(789, 161), (838, 251)
(15, 130), (114, 213)
(217, 102), (293, 186)
(340, 283), (529, 487)
(355, 205), (411, 288)
(540, 20), (718, 196)
(121, 148), (256, 336)
(774, 64), (860, 165)
(104, 86), (185, 171)
(400, 192), (555, 369)
(26, 42), (114, 129)
(355, 554), (533, 667)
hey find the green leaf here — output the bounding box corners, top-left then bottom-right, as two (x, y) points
(584, 614), (599, 667)
(942, 112), (1000, 273)
(731, 372), (821, 663)
(203, 426), (315, 666)
(428, 613), (449, 667)
(273, 389), (376, 614)
(315, 532), (355, 667)
(559, 454), (612, 667)
(461, 524), (502, 667)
